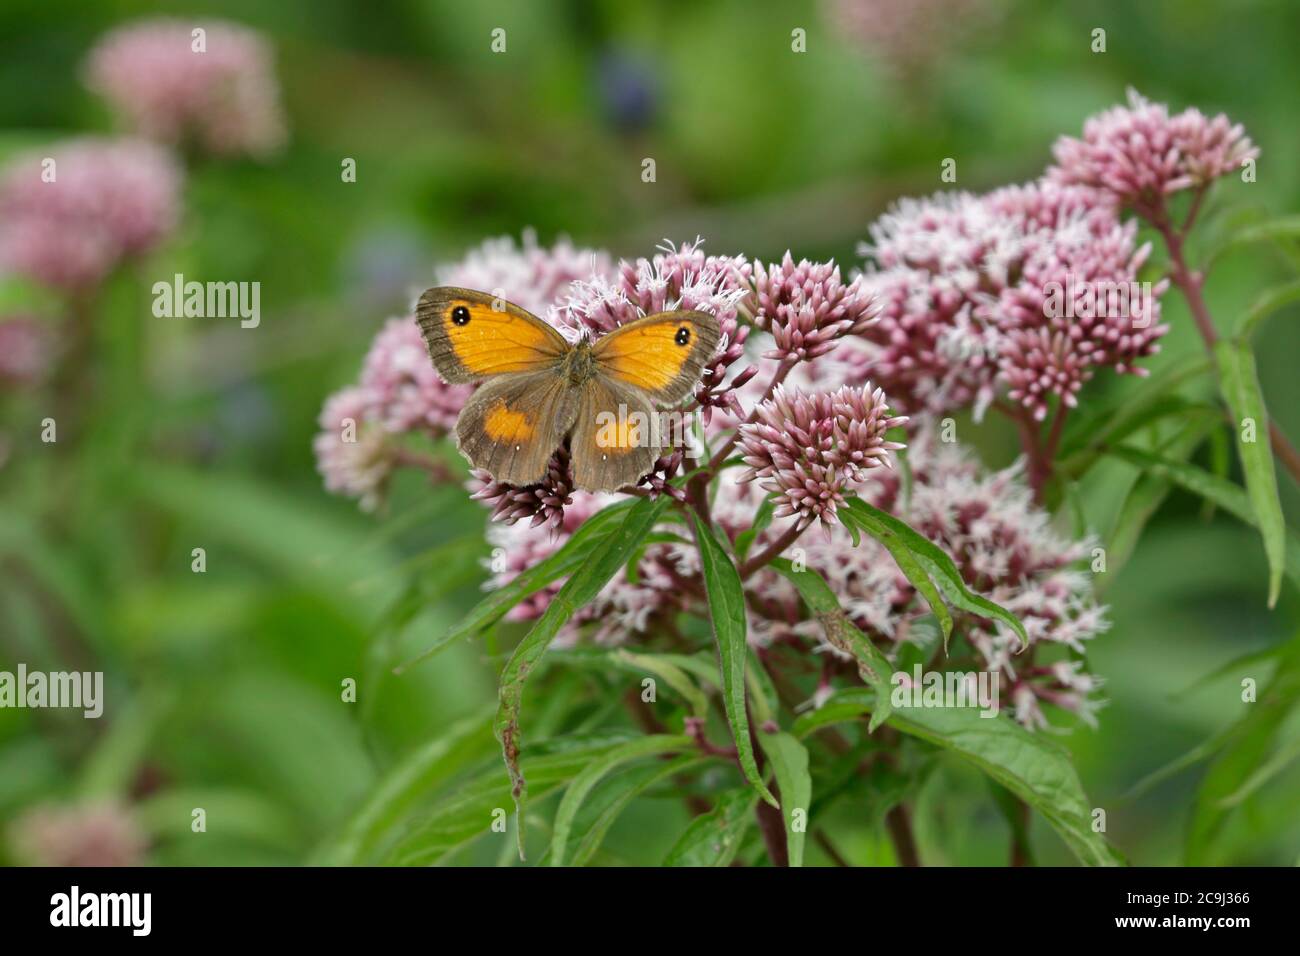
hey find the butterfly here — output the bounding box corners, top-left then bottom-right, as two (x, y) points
(415, 287), (721, 492)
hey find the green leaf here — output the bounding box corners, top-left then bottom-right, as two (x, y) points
(1101, 419), (1216, 580)
(557, 755), (711, 866)
(554, 646), (719, 701)
(887, 707), (1123, 867)
(75, 692), (170, 799)
(1057, 354), (1213, 466)
(1237, 277), (1300, 339)
(690, 512), (778, 807)
(792, 687), (881, 739)
(1187, 639), (1300, 864)
(1200, 424), (1231, 522)
(1109, 445), (1300, 592)
(1215, 339), (1286, 607)
(549, 734), (690, 866)
(760, 730), (811, 867)
(771, 559), (894, 731)
(733, 495), (775, 561)
(791, 689), (1124, 866)
(367, 538), (485, 684)
(1123, 726), (1239, 801)
(1173, 643), (1284, 701)
(495, 495), (670, 858)
(1217, 736), (1300, 809)
(894, 613), (944, 673)
(313, 707), (497, 865)
(843, 498), (1029, 650)
(608, 649), (711, 717)
(848, 507), (954, 648)
(384, 733), (639, 865)
(136, 788), (304, 852)
(1206, 213), (1300, 269)
(395, 498), (638, 673)
(745, 648), (779, 725)
(662, 788), (758, 866)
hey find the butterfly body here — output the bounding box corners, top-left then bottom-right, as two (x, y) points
(416, 287), (721, 492)
(559, 339), (599, 387)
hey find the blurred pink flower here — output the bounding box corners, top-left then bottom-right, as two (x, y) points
(84, 18), (286, 158)
(737, 383), (906, 530)
(0, 317), (57, 386)
(359, 316), (471, 436)
(1048, 89), (1258, 207)
(312, 386), (395, 512)
(0, 137), (182, 291)
(437, 231), (614, 316)
(7, 801), (147, 867)
(824, 0), (1001, 75)
(557, 238), (755, 420)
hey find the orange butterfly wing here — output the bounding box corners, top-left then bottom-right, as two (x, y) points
(416, 286), (570, 383)
(590, 311), (722, 404)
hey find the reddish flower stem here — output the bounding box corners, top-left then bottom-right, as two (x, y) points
(885, 804), (922, 867)
(1149, 196), (1300, 486)
(738, 520), (806, 579)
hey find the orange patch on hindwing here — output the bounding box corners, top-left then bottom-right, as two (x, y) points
(484, 401), (534, 441)
(596, 413), (643, 452)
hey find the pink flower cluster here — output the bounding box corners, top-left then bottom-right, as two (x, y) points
(312, 386), (396, 512)
(737, 384), (906, 530)
(359, 317), (473, 436)
(848, 428), (1108, 727)
(84, 19), (287, 159)
(848, 181), (1168, 420)
(1049, 89), (1258, 207)
(0, 138), (182, 292)
(471, 448), (577, 531)
(751, 253), (877, 362)
(324, 89), (1258, 735)
(483, 490), (611, 622)
(557, 238), (755, 420)
(442, 231), (614, 316)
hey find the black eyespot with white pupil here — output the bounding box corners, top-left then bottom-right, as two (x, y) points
(675, 327), (690, 346)
(451, 305), (471, 326)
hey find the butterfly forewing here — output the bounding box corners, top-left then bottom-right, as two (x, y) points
(590, 310), (722, 405)
(416, 286), (569, 384)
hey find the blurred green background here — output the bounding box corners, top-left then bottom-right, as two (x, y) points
(2, 0), (1298, 865)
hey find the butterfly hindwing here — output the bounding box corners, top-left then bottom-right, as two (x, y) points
(455, 371), (580, 486)
(416, 286), (569, 384)
(590, 310), (722, 405)
(569, 374), (661, 493)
